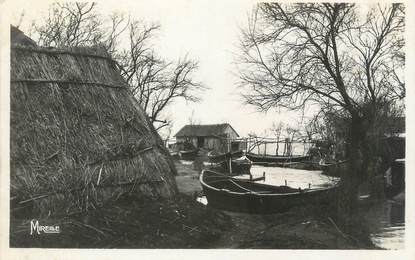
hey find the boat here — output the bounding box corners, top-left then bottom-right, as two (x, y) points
(385, 158), (405, 198)
(200, 170), (338, 214)
(246, 153), (312, 164)
(220, 157), (252, 175)
(169, 150), (179, 158)
(207, 150), (244, 163)
(178, 149), (199, 160)
(319, 160), (348, 177)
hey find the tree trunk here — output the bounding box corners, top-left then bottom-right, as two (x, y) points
(337, 115), (366, 226)
(366, 110), (386, 201)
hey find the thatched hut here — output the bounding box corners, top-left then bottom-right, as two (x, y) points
(10, 33), (178, 217)
(10, 25), (37, 47)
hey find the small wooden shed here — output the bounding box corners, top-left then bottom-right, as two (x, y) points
(175, 124), (242, 152)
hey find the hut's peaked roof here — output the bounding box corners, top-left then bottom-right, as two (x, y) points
(175, 123), (239, 137)
(10, 36), (177, 216)
(11, 25), (37, 46)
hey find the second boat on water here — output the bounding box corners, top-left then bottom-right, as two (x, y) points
(207, 150), (244, 163)
(178, 149), (199, 160)
(246, 153), (312, 164)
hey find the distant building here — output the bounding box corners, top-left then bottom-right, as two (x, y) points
(174, 123), (242, 152)
(384, 116), (405, 136)
(383, 116), (405, 160)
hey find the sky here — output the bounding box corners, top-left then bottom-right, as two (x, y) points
(8, 0), (316, 138)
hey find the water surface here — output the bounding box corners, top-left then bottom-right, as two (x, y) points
(235, 165), (339, 189)
(367, 200), (405, 250)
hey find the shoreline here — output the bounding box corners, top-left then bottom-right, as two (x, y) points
(9, 160), (389, 249)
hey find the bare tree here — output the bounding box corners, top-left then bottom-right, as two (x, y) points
(237, 3), (404, 219)
(270, 122), (284, 155)
(187, 110), (201, 126)
(34, 3), (103, 47)
(31, 2), (205, 131)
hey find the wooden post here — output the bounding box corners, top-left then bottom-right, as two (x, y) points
(264, 141), (267, 155)
(303, 140), (306, 156)
(276, 140), (279, 156)
(256, 137), (260, 154)
(283, 138), (287, 156)
(245, 138), (248, 153)
(285, 180), (287, 186)
(228, 134), (232, 175)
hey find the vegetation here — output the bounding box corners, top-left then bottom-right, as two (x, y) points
(10, 45), (177, 217)
(29, 2), (206, 131)
(237, 3), (405, 222)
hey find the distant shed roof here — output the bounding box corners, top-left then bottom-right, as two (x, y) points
(175, 124), (239, 137)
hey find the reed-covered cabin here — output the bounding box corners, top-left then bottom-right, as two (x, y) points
(175, 123), (243, 152)
(10, 27), (178, 217)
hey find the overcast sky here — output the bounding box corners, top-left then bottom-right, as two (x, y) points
(9, 0), (316, 138)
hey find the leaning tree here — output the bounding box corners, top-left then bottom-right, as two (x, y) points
(237, 3), (404, 220)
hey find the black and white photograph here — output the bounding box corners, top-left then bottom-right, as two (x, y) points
(0, 0), (414, 258)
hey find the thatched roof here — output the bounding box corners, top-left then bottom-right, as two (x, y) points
(10, 25), (37, 46)
(10, 41), (178, 216)
(175, 123), (239, 138)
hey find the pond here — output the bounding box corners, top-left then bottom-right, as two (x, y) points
(235, 165), (340, 189)
(367, 199), (405, 250)
(197, 165), (405, 249)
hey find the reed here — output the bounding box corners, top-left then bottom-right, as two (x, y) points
(10, 45), (178, 217)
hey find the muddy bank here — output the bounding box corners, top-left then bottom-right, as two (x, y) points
(10, 194), (232, 248)
(10, 160), (377, 249)
(10, 194), (373, 249)
(212, 207), (373, 249)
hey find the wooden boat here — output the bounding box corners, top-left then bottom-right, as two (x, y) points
(220, 157), (252, 175)
(178, 149), (199, 160)
(200, 170), (337, 214)
(169, 150), (179, 158)
(207, 150), (244, 163)
(319, 160), (348, 177)
(385, 158), (405, 198)
(246, 153), (312, 164)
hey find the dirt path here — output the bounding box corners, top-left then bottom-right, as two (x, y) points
(174, 161), (203, 196)
(209, 212), (268, 248)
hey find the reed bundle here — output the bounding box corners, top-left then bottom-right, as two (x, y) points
(10, 45), (178, 217)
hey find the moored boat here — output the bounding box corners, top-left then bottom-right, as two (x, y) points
(178, 149), (199, 160)
(207, 150), (244, 163)
(200, 170), (337, 214)
(169, 150), (179, 158)
(319, 160), (348, 177)
(385, 158), (405, 198)
(220, 156), (252, 175)
(246, 153), (312, 164)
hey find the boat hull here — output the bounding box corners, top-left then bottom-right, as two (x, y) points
(220, 160), (252, 175)
(246, 153), (312, 164)
(200, 170), (336, 214)
(179, 149), (199, 160)
(207, 150), (244, 163)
